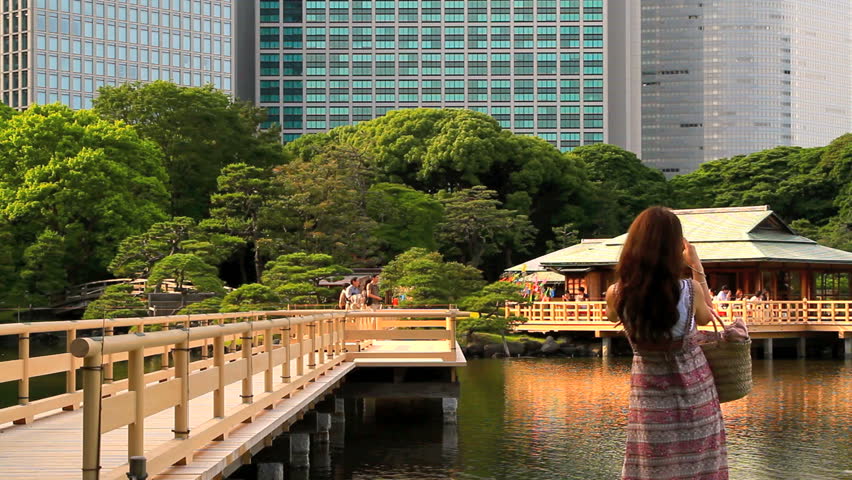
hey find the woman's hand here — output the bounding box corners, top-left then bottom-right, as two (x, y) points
(682, 238), (702, 272)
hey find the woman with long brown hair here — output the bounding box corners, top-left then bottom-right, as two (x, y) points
(607, 207), (728, 480)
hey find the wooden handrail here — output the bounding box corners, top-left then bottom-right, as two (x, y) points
(506, 300), (852, 325)
(65, 308), (463, 480)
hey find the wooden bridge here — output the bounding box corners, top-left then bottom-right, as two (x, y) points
(506, 299), (852, 358)
(0, 309), (465, 480)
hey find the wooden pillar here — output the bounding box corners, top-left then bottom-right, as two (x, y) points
(264, 328), (274, 392)
(307, 321), (317, 369)
(844, 337), (852, 360)
(241, 328), (253, 404)
(174, 340), (190, 440)
(81, 352), (103, 480)
(296, 323), (305, 376)
(213, 335), (225, 418)
(601, 337), (612, 357)
(797, 337), (807, 359)
(281, 325), (292, 384)
(128, 348), (145, 458)
(104, 327), (114, 383)
(17, 333), (29, 406)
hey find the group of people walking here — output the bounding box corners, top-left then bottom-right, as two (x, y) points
(338, 274), (383, 310)
(713, 285), (771, 302)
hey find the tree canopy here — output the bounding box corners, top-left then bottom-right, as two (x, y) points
(147, 254), (225, 294)
(381, 248), (485, 306)
(0, 104), (169, 297)
(262, 253), (351, 304)
(93, 81), (285, 218)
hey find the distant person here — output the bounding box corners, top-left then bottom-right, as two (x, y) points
(715, 285), (731, 301)
(574, 286), (590, 302)
(735, 288), (745, 301)
(365, 275), (382, 310)
(606, 207), (727, 479)
(344, 278), (362, 310)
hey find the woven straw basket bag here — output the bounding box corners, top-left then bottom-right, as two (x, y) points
(699, 316), (753, 403)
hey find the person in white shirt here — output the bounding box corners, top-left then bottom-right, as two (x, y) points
(714, 285), (731, 301)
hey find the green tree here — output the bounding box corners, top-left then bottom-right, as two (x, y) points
(176, 296), (223, 315)
(285, 109), (595, 256)
(93, 81), (285, 218)
(569, 144), (670, 234)
(435, 186), (536, 268)
(82, 284), (147, 319)
(381, 248), (485, 306)
(109, 217), (241, 278)
(19, 230), (67, 302)
(0, 223), (21, 306)
(459, 281), (529, 346)
(262, 253), (351, 304)
(669, 145), (838, 224)
(147, 254), (224, 294)
(267, 143), (380, 265)
(204, 163), (273, 283)
(365, 182), (444, 257)
(219, 283), (281, 312)
(0, 104), (169, 287)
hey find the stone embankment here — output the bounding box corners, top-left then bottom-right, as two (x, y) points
(461, 334), (629, 359)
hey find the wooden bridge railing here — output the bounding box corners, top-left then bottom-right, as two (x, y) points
(506, 300), (852, 326)
(0, 308), (462, 480)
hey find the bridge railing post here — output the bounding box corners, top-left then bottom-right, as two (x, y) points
(14, 331), (32, 424)
(104, 326), (114, 383)
(264, 327), (273, 393)
(296, 323), (305, 376)
(174, 334), (190, 441)
(81, 351), (103, 480)
(281, 323), (292, 384)
(241, 318), (253, 404)
(213, 333), (225, 418)
(128, 347), (146, 458)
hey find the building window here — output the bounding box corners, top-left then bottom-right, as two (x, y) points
(560, 105), (580, 128)
(583, 105), (603, 128)
(282, 27), (303, 49)
(583, 25), (603, 48)
(491, 106), (511, 128)
(283, 106), (303, 129)
(537, 53), (557, 75)
(561, 53), (580, 75)
(468, 79), (488, 102)
(445, 53), (464, 75)
(584, 78), (603, 102)
(513, 79), (533, 102)
(468, 53), (488, 75)
(260, 79), (280, 102)
(514, 26), (533, 49)
(537, 79), (556, 101)
(514, 106), (534, 129)
(538, 106), (557, 129)
(445, 80), (464, 102)
(259, 27), (279, 49)
(283, 80), (303, 102)
(260, 53), (279, 76)
(491, 79), (510, 102)
(583, 53), (602, 75)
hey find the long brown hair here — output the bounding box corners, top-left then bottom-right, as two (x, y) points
(615, 207), (684, 344)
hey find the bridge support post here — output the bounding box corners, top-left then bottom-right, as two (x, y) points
(844, 337), (852, 360)
(81, 352), (103, 480)
(797, 337), (807, 359)
(312, 413), (332, 445)
(442, 397), (458, 424)
(289, 433), (310, 469)
(763, 338), (774, 360)
(361, 398), (376, 420)
(601, 337), (612, 357)
(257, 462), (284, 480)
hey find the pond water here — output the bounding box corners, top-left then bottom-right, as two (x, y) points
(240, 358), (852, 480)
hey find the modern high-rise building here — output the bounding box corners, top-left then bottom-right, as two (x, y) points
(243, 0), (641, 153)
(642, 1), (852, 175)
(0, 0), (235, 110)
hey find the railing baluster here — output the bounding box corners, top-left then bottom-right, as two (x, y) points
(308, 321), (317, 369)
(14, 332), (31, 425)
(174, 336), (189, 440)
(282, 324), (291, 384)
(104, 326), (114, 383)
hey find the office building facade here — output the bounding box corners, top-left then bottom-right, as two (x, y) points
(642, 1), (852, 175)
(0, 0), (235, 110)
(248, 0), (641, 153)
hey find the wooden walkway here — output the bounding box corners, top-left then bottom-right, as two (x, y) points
(0, 310), (465, 480)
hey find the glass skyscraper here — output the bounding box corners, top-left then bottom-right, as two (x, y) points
(0, 0), (235, 110)
(247, 0), (641, 153)
(642, 1), (852, 175)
